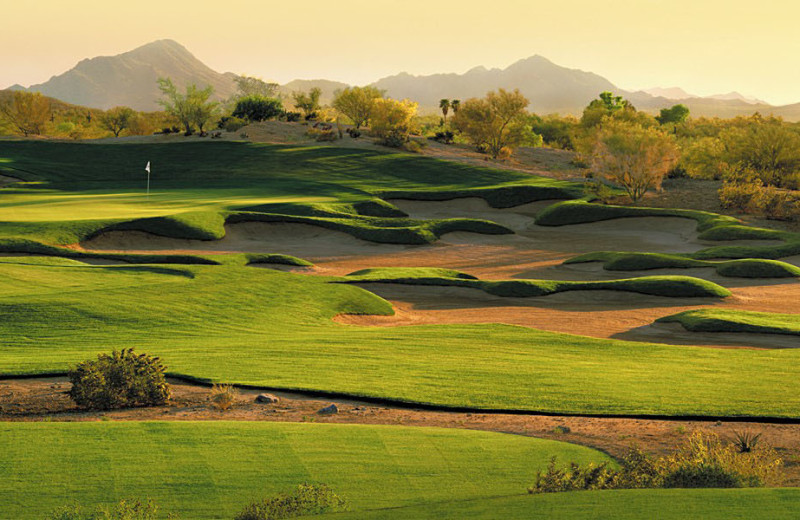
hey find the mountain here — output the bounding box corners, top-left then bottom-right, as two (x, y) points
(22, 40), (238, 111)
(707, 91), (765, 105)
(373, 55), (617, 115)
(643, 87), (697, 99)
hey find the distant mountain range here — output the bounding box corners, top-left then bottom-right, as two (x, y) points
(5, 39), (800, 120)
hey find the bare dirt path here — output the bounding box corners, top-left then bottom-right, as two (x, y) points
(3, 377), (799, 485)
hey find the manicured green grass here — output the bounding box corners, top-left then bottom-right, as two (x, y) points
(658, 309), (800, 336)
(0, 421), (610, 519)
(565, 252), (800, 278)
(0, 141), (580, 244)
(535, 200), (741, 231)
(1, 260), (799, 417)
(344, 267), (732, 298)
(346, 489), (800, 520)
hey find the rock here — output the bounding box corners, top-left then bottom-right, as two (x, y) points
(255, 393), (279, 404)
(318, 403), (339, 415)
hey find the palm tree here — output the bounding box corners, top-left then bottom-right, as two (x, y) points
(439, 99), (451, 125)
(450, 99), (460, 115)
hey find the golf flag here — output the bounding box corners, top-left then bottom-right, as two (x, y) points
(145, 161), (150, 173)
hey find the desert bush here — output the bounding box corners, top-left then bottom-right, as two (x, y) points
(234, 483), (347, 520)
(210, 383), (238, 411)
(218, 116), (248, 132)
(755, 187), (796, 220)
(306, 128), (338, 142)
(46, 498), (165, 520)
(402, 140), (423, 153)
(347, 128), (361, 138)
(718, 181), (764, 212)
(370, 98), (418, 147)
(68, 348), (170, 410)
(232, 96), (283, 122)
(431, 130), (455, 144)
(284, 112), (301, 122)
(583, 180), (616, 204)
(529, 431), (783, 494)
(497, 146), (513, 160)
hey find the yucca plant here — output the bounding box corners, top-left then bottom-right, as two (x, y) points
(732, 431), (762, 453)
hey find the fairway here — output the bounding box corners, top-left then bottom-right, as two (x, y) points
(0, 421), (610, 519)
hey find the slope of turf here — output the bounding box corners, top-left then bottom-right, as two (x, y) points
(0, 421), (610, 519)
(658, 309), (800, 336)
(346, 489), (800, 520)
(0, 141), (580, 244)
(344, 267), (732, 298)
(565, 252), (800, 278)
(1, 261), (798, 417)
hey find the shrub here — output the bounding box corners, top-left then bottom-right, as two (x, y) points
(529, 432), (783, 494)
(370, 98), (418, 147)
(719, 181), (763, 213)
(232, 96), (283, 122)
(432, 130), (454, 144)
(235, 483), (347, 520)
(347, 128), (361, 138)
(755, 187), (796, 220)
(68, 349), (170, 410)
(306, 128), (338, 142)
(583, 180), (616, 204)
(284, 112), (301, 122)
(210, 383), (238, 411)
(402, 140), (423, 153)
(218, 116), (248, 133)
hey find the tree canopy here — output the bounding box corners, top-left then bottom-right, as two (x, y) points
(332, 86), (384, 129)
(157, 78), (219, 135)
(451, 88), (533, 158)
(0, 91), (50, 136)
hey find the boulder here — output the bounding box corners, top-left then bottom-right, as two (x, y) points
(318, 403), (339, 415)
(255, 393), (279, 404)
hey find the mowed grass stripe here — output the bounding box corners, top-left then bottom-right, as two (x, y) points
(344, 488), (800, 520)
(0, 422), (609, 519)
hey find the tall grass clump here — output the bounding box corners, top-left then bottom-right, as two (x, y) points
(210, 383), (238, 411)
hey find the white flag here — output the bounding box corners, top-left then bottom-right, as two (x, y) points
(145, 161), (150, 173)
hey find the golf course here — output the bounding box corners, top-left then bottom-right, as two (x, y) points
(0, 136), (798, 518)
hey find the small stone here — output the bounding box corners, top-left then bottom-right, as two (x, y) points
(318, 403), (339, 415)
(255, 394), (279, 404)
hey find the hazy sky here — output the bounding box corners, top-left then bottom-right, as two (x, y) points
(3, 0), (800, 105)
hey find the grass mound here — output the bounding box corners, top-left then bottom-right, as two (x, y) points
(535, 200), (740, 231)
(0, 421), (609, 519)
(344, 268), (732, 298)
(378, 183), (582, 208)
(566, 252), (800, 278)
(657, 309), (800, 336)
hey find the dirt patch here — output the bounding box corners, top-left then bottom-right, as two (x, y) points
(4, 377), (800, 485)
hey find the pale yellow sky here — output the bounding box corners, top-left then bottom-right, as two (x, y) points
(3, 0), (799, 105)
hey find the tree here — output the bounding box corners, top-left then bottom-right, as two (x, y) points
(589, 118), (679, 201)
(157, 78), (219, 135)
(370, 98), (418, 146)
(450, 99), (460, 114)
(0, 91), (50, 136)
(581, 91), (634, 128)
(232, 95), (283, 122)
(292, 87), (322, 119)
(657, 104), (690, 125)
(719, 117), (800, 186)
(234, 75), (279, 99)
(439, 99), (450, 124)
(100, 106), (136, 137)
(332, 86), (383, 129)
(451, 88), (533, 158)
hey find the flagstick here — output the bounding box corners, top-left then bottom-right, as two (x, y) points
(147, 169), (150, 201)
